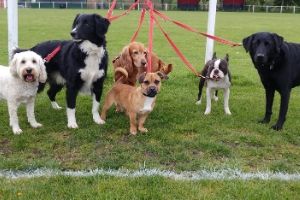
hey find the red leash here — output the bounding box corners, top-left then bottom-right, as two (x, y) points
(153, 15), (203, 78)
(153, 10), (241, 47)
(146, 0), (154, 73)
(43, 46), (61, 63)
(107, 0), (140, 22)
(130, 9), (146, 42)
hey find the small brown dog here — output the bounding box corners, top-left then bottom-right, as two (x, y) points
(113, 42), (172, 86)
(113, 42), (148, 86)
(100, 72), (167, 135)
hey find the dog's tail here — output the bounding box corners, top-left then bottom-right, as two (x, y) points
(114, 67), (129, 83)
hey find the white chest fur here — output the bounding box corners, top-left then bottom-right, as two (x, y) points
(140, 97), (155, 113)
(79, 41), (105, 94)
(207, 74), (231, 89)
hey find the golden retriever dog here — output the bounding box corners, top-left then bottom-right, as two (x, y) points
(113, 42), (147, 86)
(112, 42), (172, 86)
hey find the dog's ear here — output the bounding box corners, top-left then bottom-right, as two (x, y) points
(272, 33), (283, 54)
(242, 34), (254, 53)
(120, 45), (133, 74)
(72, 14), (80, 29)
(94, 14), (110, 37)
(156, 71), (168, 80)
(38, 56), (47, 83)
(9, 53), (19, 77)
(212, 52), (217, 59)
(138, 72), (146, 84)
(224, 54), (229, 62)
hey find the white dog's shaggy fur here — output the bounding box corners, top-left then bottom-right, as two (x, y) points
(0, 51), (47, 134)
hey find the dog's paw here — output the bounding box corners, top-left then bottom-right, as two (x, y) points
(225, 108), (231, 115)
(68, 122), (79, 129)
(204, 110), (211, 115)
(271, 124), (283, 131)
(195, 100), (202, 105)
(213, 96), (219, 102)
(13, 128), (22, 135)
(93, 113), (105, 125)
(130, 129), (137, 135)
(139, 127), (148, 133)
(30, 122), (42, 128)
(51, 101), (62, 110)
(258, 118), (270, 124)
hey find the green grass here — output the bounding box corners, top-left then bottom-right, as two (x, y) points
(0, 9), (300, 198)
(1, 176), (300, 200)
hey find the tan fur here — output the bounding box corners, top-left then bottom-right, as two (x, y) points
(113, 42), (173, 86)
(101, 72), (164, 135)
(113, 42), (147, 86)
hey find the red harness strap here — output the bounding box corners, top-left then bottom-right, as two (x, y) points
(146, 0), (154, 73)
(43, 46), (61, 63)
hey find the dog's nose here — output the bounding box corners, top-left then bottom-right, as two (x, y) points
(26, 68), (32, 74)
(141, 60), (147, 66)
(70, 28), (77, 37)
(214, 69), (219, 74)
(256, 53), (265, 61)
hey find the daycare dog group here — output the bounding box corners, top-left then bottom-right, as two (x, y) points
(1, 13), (300, 135)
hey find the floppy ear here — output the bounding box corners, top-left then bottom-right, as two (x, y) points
(242, 34), (254, 53)
(212, 52), (217, 59)
(94, 14), (110, 37)
(9, 53), (19, 77)
(138, 72), (146, 84)
(38, 56), (47, 83)
(72, 14), (80, 29)
(224, 54), (229, 62)
(272, 33), (283, 54)
(156, 71), (168, 80)
(120, 46), (133, 74)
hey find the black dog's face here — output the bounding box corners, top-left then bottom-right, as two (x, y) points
(70, 14), (110, 45)
(243, 32), (283, 66)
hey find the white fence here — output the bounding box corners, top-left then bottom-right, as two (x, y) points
(15, 1), (300, 14)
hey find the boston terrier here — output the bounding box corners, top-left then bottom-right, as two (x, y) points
(196, 53), (232, 115)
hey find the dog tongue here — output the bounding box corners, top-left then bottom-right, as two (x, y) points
(26, 75), (33, 81)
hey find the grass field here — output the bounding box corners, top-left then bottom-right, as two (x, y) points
(0, 8), (300, 199)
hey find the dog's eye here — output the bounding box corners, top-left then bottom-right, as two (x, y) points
(144, 51), (147, 55)
(21, 60), (26, 64)
(133, 51), (138, 55)
(264, 41), (269, 46)
(143, 80), (150, 85)
(32, 59), (36, 64)
(154, 80), (160, 85)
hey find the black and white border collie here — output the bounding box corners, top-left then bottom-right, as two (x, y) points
(196, 53), (232, 115)
(16, 14), (110, 128)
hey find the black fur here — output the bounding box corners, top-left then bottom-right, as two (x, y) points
(243, 32), (300, 130)
(197, 53), (231, 102)
(16, 13), (110, 115)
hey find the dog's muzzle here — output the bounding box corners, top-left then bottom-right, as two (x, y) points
(23, 68), (35, 82)
(144, 86), (158, 97)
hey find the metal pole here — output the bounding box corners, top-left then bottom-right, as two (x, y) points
(204, 0), (217, 63)
(7, 0), (18, 61)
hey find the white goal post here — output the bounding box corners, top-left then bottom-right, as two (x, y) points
(7, 0), (18, 61)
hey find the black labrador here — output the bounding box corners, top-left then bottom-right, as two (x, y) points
(243, 32), (300, 130)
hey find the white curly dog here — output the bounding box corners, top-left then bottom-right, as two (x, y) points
(0, 51), (47, 134)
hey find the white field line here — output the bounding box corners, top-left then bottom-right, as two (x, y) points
(0, 168), (300, 181)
